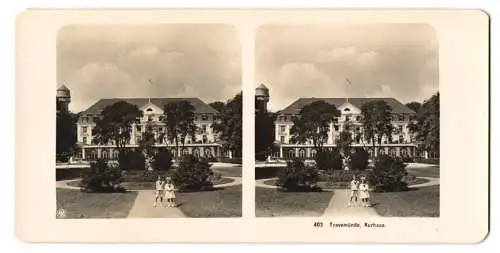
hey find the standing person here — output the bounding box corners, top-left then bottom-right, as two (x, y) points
(153, 175), (165, 207)
(347, 175), (360, 207)
(164, 177), (177, 207)
(359, 176), (371, 207)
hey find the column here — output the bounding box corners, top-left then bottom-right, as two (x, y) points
(97, 148), (102, 159)
(295, 148), (299, 157)
(82, 148), (86, 160)
(396, 146), (401, 157)
(279, 146), (283, 158)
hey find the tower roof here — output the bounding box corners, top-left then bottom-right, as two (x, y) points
(57, 85), (70, 91)
(256, 83), (269, 90)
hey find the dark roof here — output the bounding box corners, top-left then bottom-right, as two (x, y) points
(256, 83), (269, 90)
(279, 97), (416, 115)
(81, 98), (219, 115)
(57, 85), (69, 91)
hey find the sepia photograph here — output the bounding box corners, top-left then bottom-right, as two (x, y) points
(15, 9), (488, 243)
(55, 24), (242, 219)
(255, 24), (440, 218)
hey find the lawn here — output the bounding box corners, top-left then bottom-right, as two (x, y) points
(56, 188), (138, 219)
(175, 185), (242, 218)
(255, 187), (334, 217)
(212, 166), (242, 177)
(406, 166), (440, 178)
(372, 185), (440, 217)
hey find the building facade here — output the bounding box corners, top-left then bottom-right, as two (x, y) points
(57, 86), (226, 161)
(257, 85), (419, 159)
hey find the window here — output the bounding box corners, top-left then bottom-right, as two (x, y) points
(146, 108), (153, 112)
(201, 124), (207, 133)
(202, 135), (208, 144)
(81, 126), (88, 134)
(82, 137), (87, 144)
(205, 148), (212, 157)
(279, 125), (286, 133)
(201, 115), (208, 121)
(399, 115), (405, 121)
(159, 127), (163, 132)
(399, 125), (403, 132)
(102, 151), (108, 159)
(136, 125), (142, 132)
(183, 148), (190, 155)
(333, 117), (338, 123)
(399, 135), (404, 143)
(333, 124), (339, 131)
(147, 116), (152, 122)
(345, 116), (350, 122)
(310, 149), (317, 158)
(344, 108), (351, 112)
(280, 136), (285, 143)
(299, 149), (306, 158)
(356, 116), (361, 121)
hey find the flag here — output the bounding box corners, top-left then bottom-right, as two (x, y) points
(346, 78), (352, 86)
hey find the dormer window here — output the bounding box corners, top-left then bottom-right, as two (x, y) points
(146, 108), (153, 112)
(344, 108), (351, 112)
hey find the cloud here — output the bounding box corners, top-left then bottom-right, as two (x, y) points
(257, 24), (439, 111)
(58, 24), (241, 113)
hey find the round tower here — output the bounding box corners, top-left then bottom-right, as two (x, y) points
(56, 85), (71, 113)
(255, 83), (269, 112)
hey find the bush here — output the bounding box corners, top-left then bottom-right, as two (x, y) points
(90, 158), (108, 173)
(414, 157), (439, 165)
(370, 155), (409, 192)
(351, 148), (369, 170)
(276, 158), (321, 192)
(319, 169), (371, 183)
(152, 148), (173, 171)
(80, 159), (125, 193)
(315, 149), (342, 171)
(121, 170), (173, 183)
(118, 150), (146, 170)
(400, 155), (414, 163)
(171, 155), (214, 192)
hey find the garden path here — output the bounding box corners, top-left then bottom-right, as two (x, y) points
(322, 189), (380, 217)
(127, 190), (186, 218)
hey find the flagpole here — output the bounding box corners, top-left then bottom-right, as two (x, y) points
(345, 78), (351, 103)
(147, 79), (153, 103)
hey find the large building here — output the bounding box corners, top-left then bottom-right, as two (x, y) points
(256, 84), (419, 159)
(57, 85), (226, 161)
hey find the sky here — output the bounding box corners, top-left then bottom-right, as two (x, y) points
(256, 24), (439, 112)
(57, 24), (241, 113)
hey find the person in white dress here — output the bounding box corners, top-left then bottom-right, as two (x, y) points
(347, 175), (360, 207)
(153, 176), (165, 207)
(359, 176), (371, 207)
(164, 177), (177, 207)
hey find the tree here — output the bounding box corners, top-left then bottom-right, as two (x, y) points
(360, 100), (393, 156)
(408, 92), (440, 158)
(138, 123), (156, 169)
(337, 128), (353, 156)
(92, 101), (143, 165)
(255, 110), (276, 161)
(56, 111), (78, 162)
(208, 101), (225, 113)
(212, 92), (242, 158)
(290, 101), (340, 152)
(405, 102), (422, 114)
(162, 100), (197, 157)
